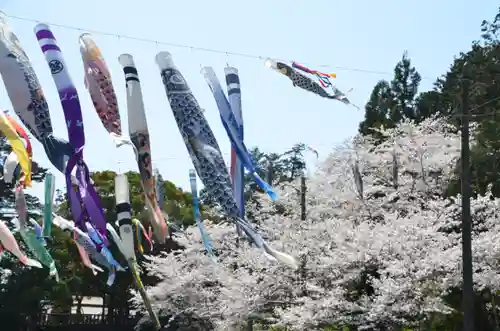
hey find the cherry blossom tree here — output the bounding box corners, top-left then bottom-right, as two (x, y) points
(135, 116), (500, 330)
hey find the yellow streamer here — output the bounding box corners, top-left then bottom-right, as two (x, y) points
(0, 112), (31, 187)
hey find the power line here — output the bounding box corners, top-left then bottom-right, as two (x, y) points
(3, 13), (436, 80)
(454, 95), (500, 118)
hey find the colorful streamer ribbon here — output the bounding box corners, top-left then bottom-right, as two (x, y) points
(35, 23), (109, 245)
(0, 111), (31, 187)
(189, 169), (216, 261)
(156, 51), (297, 269)
(118, 53), (167, 243)
(291, 61), (336, 88)
(42, 173), (55, 239)
(202, 67), (277, 201)
(12, 218), (59, 280)
(85, 222), (124, 272)
(52, 215), (113, 282)
(132, 218), (153, 254)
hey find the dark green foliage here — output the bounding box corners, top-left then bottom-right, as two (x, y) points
(358, 52), (422, 138)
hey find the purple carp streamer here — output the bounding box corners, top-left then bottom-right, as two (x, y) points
(155, 51), (298, 269)
(79, 34), (132, 147)
(34, 23), (109, 246)
(265, 59), (359, 109)
(118, 53), (168, 244)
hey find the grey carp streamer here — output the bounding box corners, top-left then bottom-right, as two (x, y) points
(155, 51), (297, 269)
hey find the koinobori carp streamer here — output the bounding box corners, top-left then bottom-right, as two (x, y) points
(265, 59), (358, 108)
(0, 13), (77, 175)
(0, 13), (53, 142)
(12, 191), (59, 280)
(52, 215), (116, 283)
(80, 34), (132, 147)
(189, 169), (216, 261)
(34, 23), (109, 245)
(114, 174), (136, 260)
(202, 66), (277, 201)
(111, 174), (161, 330)
(224, 67), (245, 219)
(60, 187), (119, 284)
(118, 53), (168, 243)
(156, 51), (298, 269)
(42, 173), (55, 239)
(0, 219), (42, 268)
(0, 111), (31, 187)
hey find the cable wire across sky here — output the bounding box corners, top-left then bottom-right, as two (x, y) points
(2, 12), (438, 80)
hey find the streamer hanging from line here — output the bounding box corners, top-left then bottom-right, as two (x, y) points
(6, 127), (58, 277)
(155, 51), (297, 269)
(1, 152), (18, 184)
(73, 233), (104, 276)
(35, 23), (109, 245)
(154, 168), (185, 236)
(52, 215), (114, 282)
(42, 173), (55, 239)
(202, 67), (276, 201)
(114, 174), (136, 259)
(118, 53), (168, 244)
(265, 59), (359, 109)
(0, 14), (75, 175)
(59, 186), (114, 279)
(0, 13), (53, 142)
(0, 219), (42, 268)
(79, 34), (132, 147)
(85, 221), (125, 272)
(12, 189), (59, 280)
(224, 67), (245, 220)
(111, 174), (160, 330)
(189, 169), (216, 261)
(28, 219), (45, 245)
(132, 218), (153, 253)
(1, 173), (41, 270)
(0, 111), (31, 187)
(7, 114), (32, 154)
(154, 168), (164, 211)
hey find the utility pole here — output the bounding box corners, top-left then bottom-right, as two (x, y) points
(266, 159), (273, 185)
(300, 175), (306, 220)
(461, 78), (474, 331)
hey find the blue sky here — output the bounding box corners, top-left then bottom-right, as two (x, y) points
(0, 0), (497, 199)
